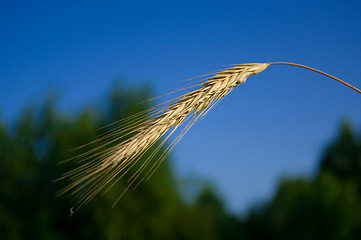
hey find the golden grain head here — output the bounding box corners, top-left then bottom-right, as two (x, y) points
(57, 63), (270, 211)
(58, 61), (361, 212)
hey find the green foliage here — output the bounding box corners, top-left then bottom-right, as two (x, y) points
(320, 121), (361, 190)
(0, 85), (234, 240)
(245, 172), (361, 240)
(244, 122), (361, 240)
(0, 83), (360, 239)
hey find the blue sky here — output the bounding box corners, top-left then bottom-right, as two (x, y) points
(1, 0), (361, 213)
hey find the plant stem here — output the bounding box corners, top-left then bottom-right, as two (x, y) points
(269, 62), (361, 94)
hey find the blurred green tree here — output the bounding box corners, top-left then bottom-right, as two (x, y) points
(1, 81), (361, 240)
(0, 85), (178, 239)
(319, 121), (361, 191)
(172, 184), (241, 240)
(0, 84), (241, 240)
(243, 121), (361, 240)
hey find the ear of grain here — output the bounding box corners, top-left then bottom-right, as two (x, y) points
(57, 63), (270, 211)
(58, 61), (361, 212)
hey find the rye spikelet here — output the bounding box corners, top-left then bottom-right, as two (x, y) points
(58, 62), (361, 212)
(57, 63), (270, 210)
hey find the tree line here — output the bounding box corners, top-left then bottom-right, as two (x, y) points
(0, 84), (360, 239)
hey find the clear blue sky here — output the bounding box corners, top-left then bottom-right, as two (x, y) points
(1, 0), (361, 213)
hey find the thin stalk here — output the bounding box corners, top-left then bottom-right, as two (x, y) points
(269, 62), (361, 94)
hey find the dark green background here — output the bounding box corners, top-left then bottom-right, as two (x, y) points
(0, 85), (360, 240)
